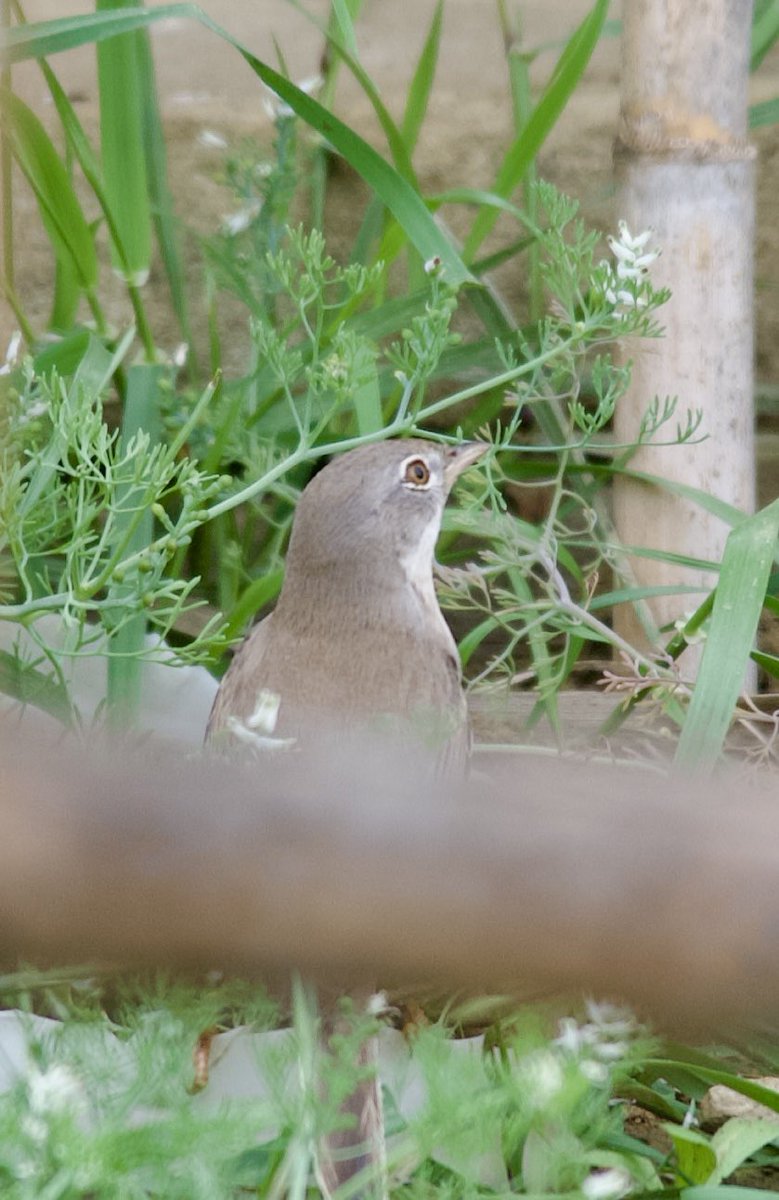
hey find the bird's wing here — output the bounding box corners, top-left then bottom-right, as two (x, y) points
(204, 615), (274, 742)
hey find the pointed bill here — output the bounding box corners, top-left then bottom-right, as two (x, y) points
(443, 441), (488, 490)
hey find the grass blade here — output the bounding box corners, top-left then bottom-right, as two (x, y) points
(0, 87), (98, 290)
(401, 0), (443, 157)
(134, 24), (194, 362)
(751, 0), (779, 69)
(0, 4), (192, 64)
(288, 0), (417, 184)
(675, 498), (779, 770)
(49, 235), (80, 329)
(463, 0), (609, 259)
(236, 57), (469, 283)
(351, 341), (382, 435)
(4, 5), (471, 285)
(752, 649), (779, 678)
(749, 95), (779, 129)
(1, 0), (14, 294)
(96, 0), (151, 284)
(35, 58), (156, 354)
(106, 363), (166, 728)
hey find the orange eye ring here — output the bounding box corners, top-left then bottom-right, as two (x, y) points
(402, 457), (431, 487)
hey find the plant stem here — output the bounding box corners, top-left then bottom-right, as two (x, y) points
(1, 0), (13, 295)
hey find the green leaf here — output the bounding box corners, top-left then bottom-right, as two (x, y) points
(663, 1124), (717, 1186)
(49, 242), (80, 330)
(463, 0), (609, 258)
(288, 0), (417, 184)
(609, 464), (749, 528)
(401, 0), (443, 156)
(96, 0), (151, 284)
(3, 5), (472, 285)
(352, 343), (382, 435)
(106, 363), (168, 727)
(458, 614), (500, 668)
(32, 326), (91, 377)
(675, 498), (779, 769)
(0, 4), (192, 63)
(751, 649), (779, 678)
(749, 96), (779, 129)
(221, 567), (285, 648)
(647, 1060), (779, 1115)
(0, 648), (73, 725)
(710, 1117), (779, 1185)
(751, 0), (779, 70)
(684, 1188), (779, 1200)
(0, 88), (98, 290)
(134, 24), (193, 355)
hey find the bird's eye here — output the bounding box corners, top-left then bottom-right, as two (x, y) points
(402, 457), (431, 487)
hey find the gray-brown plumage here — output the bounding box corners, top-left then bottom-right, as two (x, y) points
(206, 436), (485, 1198)
(207, 438), (485, 770)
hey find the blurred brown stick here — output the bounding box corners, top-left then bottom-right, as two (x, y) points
(0, 728), (776, 1029)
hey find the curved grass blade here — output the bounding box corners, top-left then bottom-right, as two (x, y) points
(4, 5), (471, 286)
(401, 0), (443, 156)
(463, 0), (609, 259)
(0, 88), (97, 290)
(36, 59), (156, 355)
(751, 648), (779, 678)
(751, 0), (779, 70)
(749, 96), (779, 129)
(0, 4), (191, 62)
(287, 0), (417, 184)
(134, 22), (193, 358)
(675, 498), (779, 770)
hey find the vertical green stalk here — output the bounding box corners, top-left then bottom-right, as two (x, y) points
(106, 363), (167, 730)
(1, 0), (14, 297)
(134, 23), (195, 371)
(96, 0), (151, 286)
(497, 1), (543, 322)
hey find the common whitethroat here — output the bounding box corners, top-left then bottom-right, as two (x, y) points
(206, 436), (486, 1198)
(207, 437), (486, 768)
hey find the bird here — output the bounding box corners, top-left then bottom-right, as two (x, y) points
(205, 435), (486, 1196)
(206, 437), (486, 767)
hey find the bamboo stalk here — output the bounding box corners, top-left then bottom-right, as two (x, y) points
(613, 0), (757, 671)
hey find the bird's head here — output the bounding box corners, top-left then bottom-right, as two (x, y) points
(282, 438), (486, 588)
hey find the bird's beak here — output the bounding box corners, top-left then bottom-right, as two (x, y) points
(443, 441), (488, 490)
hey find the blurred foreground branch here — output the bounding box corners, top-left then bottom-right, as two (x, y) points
(0, 727), (775, 1030)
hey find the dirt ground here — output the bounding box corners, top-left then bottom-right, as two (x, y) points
(4, 1), (779, 489)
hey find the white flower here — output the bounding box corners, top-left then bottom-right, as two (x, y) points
(424, 255), (442, 276)
(603, 221), (659, 317)
(582, 1167), (632, 1200)
(607, 222), (658, 285)
(262, 75), (323, 122)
